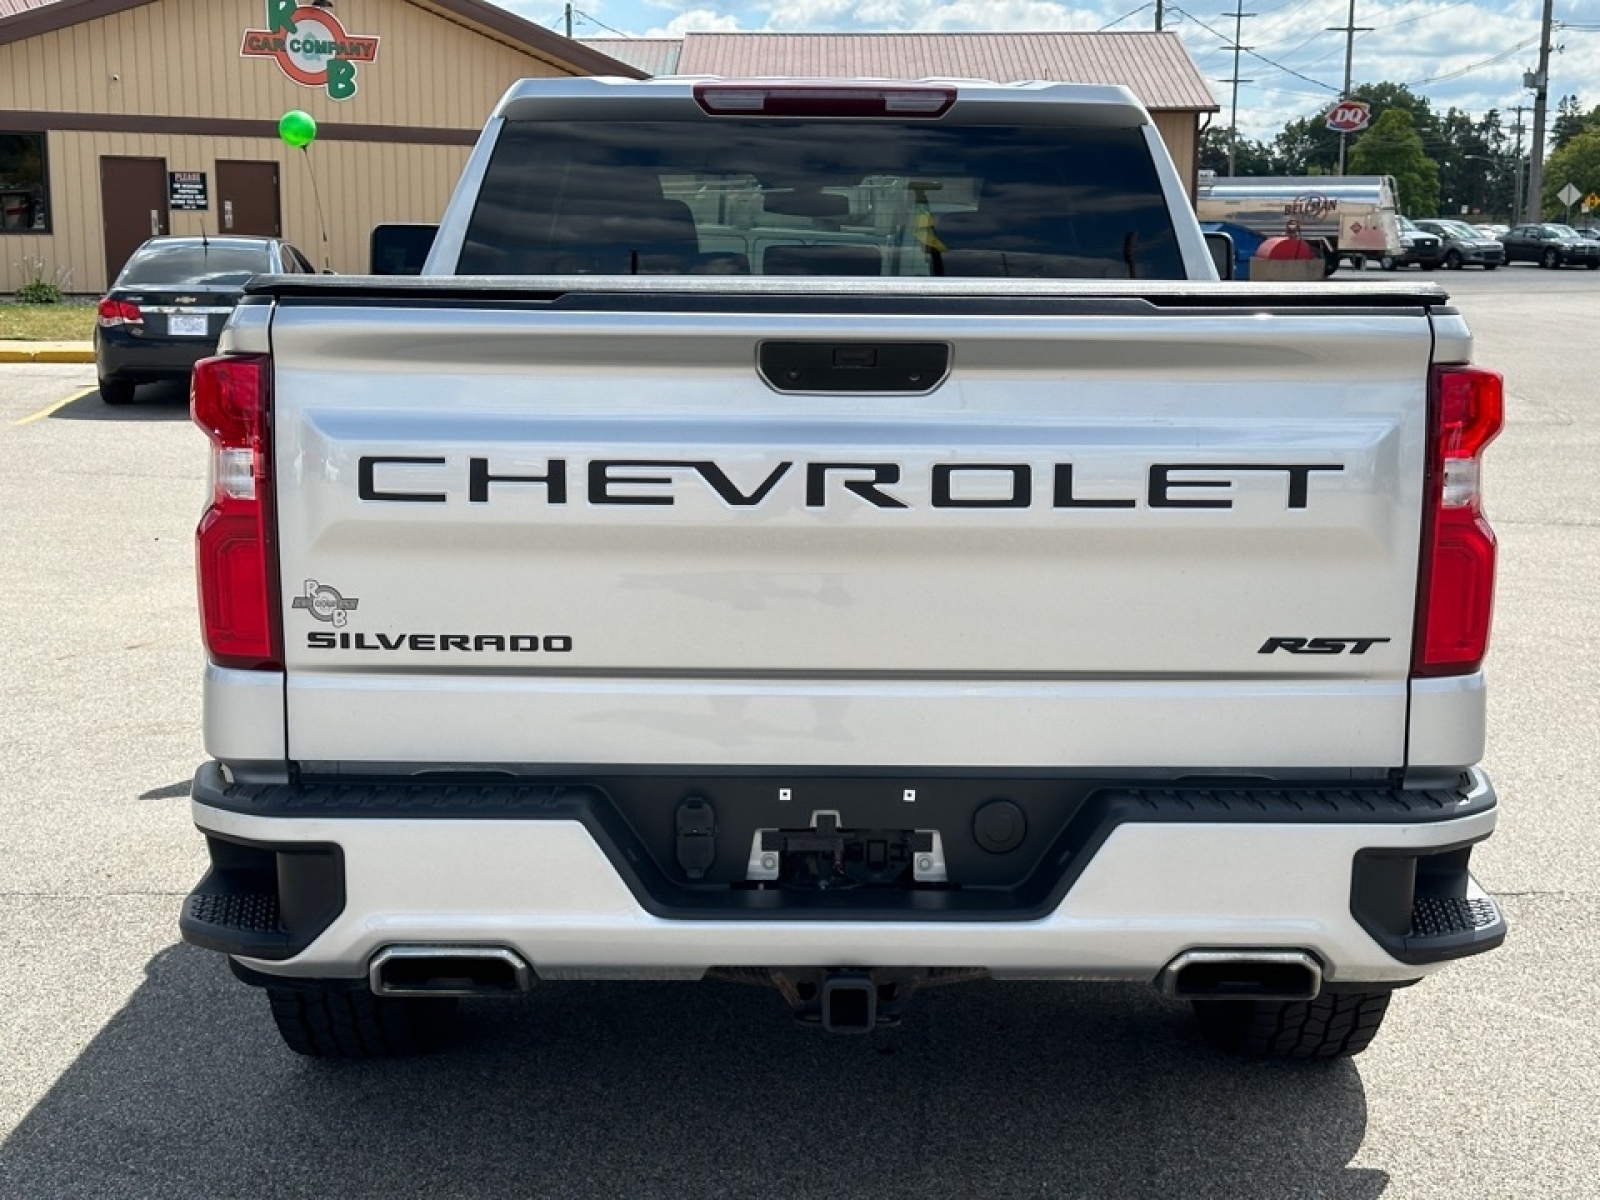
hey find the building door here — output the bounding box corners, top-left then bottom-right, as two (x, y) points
(216, 160), (281, 237)
(100, 156), (168, 285)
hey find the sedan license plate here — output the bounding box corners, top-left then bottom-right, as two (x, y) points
(169, 314), (208, 337)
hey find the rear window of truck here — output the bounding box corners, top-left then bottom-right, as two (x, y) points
(458, 120), (1184, 280)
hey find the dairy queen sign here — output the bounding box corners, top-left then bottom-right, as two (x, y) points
(241, 1), (381, 101)
(1325, 100), (1372, 134)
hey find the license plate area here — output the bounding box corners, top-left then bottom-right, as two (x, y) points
(743, 812), (947, 889)
(169, 314), (208, 336)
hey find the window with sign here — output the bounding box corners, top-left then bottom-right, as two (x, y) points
(0, 133), (49, 233)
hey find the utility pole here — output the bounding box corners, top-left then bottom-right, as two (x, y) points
(1155, 0), (1164, 30)
(564, 3), (573, 38)
(1510, 105), (1527, 225)
(1525, 0), (1556, 222)
(1327, 0), (1373, 175)
(1220, 2), (1254, 175)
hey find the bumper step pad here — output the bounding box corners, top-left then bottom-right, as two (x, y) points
(182, 876), (296, 957)
(1397, 885), (1506, 961)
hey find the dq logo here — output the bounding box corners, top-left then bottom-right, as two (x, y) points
(1325, 100), (1372, 134)
(241, 2), (381, 101)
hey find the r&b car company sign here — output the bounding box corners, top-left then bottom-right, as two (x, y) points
(242, 2), (380, 101)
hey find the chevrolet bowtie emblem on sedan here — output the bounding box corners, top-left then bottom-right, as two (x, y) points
(291, 580), (359, 626)
(174, 296), (199, 304)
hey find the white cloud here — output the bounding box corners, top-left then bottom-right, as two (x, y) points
(493, 0), (1600, 147)
(646, 8), (746, 34)
(760, 1), (1107, 31)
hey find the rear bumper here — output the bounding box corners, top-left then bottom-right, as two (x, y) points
(184, 763), (1504, 987)
(94, 328), (219, 380)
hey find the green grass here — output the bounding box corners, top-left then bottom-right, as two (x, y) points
(0, 303), (97, 341)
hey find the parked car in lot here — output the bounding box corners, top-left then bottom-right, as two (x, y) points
(1498, 223), (1600, 270)
(1380, 215), (1444, 270)
(94, 236), (317, 404)
(1414, 219), (1504, 270)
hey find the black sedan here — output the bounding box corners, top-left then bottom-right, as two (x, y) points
(1498, 223), (1600, 270)
(95, 236), (317, 404)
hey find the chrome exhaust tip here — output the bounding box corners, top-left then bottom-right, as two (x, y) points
(369, 946), (532, 998)
(1157, 949), (1322, 1002)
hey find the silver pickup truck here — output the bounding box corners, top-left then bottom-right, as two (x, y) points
(181, 77), (1506, 1060)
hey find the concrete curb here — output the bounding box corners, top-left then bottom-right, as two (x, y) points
(0, 342), (96, 364)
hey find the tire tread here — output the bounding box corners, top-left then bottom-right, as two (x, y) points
(1193, 989), (1392, 1060)
(266, 984), (456, 1058)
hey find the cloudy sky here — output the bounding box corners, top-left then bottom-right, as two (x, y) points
(498, 0), (1598, 144)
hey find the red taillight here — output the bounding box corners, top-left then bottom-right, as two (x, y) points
(96, 298), (143, 328)
(693, 84), (956, 118)
(192, 354), (280, 670)
(1415, 365), (1503, 676)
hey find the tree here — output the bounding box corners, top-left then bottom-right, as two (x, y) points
(1272, 116), (1335, 175)
(1542, 130), (1600, 221)
(1267, 82), (1440, 178)
(1200, 126), (1274, 176)
(1348, 108), (1440, 216)
(1551, 96), (1600, 151)
(1434, 107), (1504, 218)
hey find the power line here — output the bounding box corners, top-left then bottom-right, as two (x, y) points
(1099, 3), (1154, 32)
(566, 7), (633, 38)
(1405, 37), (1541, 87)
(1172, 6), (1340, 92)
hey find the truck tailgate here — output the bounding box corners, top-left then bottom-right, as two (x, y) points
(264, 286), (1440, 770)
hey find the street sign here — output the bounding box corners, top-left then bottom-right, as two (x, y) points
(1558, 182), (1582, 208)
(1325, 100), (1371, 134)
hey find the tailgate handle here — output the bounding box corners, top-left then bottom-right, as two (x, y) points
(758, 341), (950, 394)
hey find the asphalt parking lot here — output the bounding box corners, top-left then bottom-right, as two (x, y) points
(1, 266), (1597, 1199)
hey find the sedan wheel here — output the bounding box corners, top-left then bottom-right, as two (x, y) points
(1542, 248), (1560, 269)
(99, 378), (136, 405)
(1445, 250), (1464, 270)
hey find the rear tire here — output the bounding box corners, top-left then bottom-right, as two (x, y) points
(1542, 248), (1560, 269)
(266, 983), (458, 1058)
(1380, 255), (1398, 271)
(99, 378), (136, 405)
(1445, 250), (1463, 270)
(1587, 260), (1599, 270)
(1192, 989), (1392, 1059)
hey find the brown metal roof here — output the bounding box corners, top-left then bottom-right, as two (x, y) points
(0, 0), (646, 76)
(579, 38), (683, 77)
(649, 31), (1216, 113)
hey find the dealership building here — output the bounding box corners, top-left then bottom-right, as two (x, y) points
(0, 0), (641, 293)
(1, 2), (1217, 295)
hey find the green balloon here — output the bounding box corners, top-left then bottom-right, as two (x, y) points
(278, 110), (317, 148)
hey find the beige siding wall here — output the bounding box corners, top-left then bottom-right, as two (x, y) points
(1151, 112), (1199, 200)
(2, 131), (471, 292)
(0, 0), (595, 291)
(0, 0), (580, 126)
